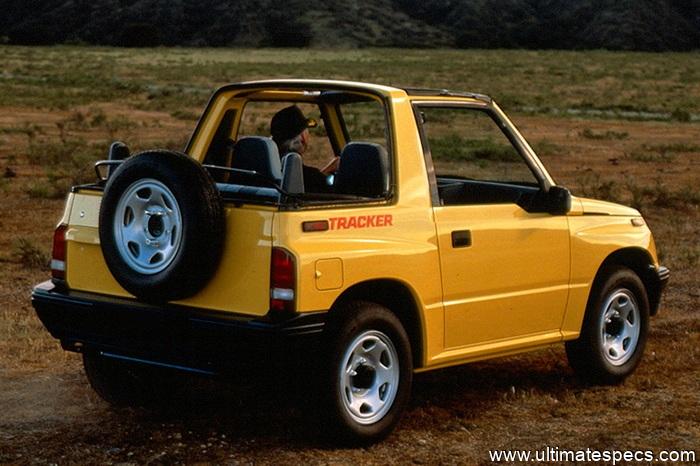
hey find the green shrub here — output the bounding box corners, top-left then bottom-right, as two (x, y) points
(579, 128), (629, 140)
(90, 110), (107, 127)
(642, 143), (700, 153)
(171, 110), (199, 121)
(25, 137), (103, 190)
(12, 238), (48, 269)
(670, 108), (691, 122)
(532, 139), (562, 156)
(575, 171), (620, 202)
(26, 138), (89, 166)
(624, 178), (699, 212)
(25, 180), (66, 199)
(625, 152), (675, 163)
(430, 134), (519, 163)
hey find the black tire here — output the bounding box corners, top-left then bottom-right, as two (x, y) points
(566, 266), (650, 384)
(99, 150), (224, 302)
(83, 351), (167, 407)
(323, 301), (412, 444)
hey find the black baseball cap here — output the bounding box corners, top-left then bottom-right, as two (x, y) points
(270, 105), (317, 142)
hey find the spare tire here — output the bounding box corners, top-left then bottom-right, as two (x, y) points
(99, 150), (224, 302)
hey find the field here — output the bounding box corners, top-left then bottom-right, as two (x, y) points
(0, 46), (698, 464)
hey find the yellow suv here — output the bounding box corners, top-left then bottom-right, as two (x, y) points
(32, 80), (669, 443)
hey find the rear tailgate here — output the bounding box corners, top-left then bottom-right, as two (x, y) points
(65, 189), (274, 316)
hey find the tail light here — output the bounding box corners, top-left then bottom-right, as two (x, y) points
(51, 223), (68, 280)
(270, 247), (295, 313)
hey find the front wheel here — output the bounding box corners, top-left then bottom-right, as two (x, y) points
(324, 302), (412, 444)
(566, 266), (650, 384)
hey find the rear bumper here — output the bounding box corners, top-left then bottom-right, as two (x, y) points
(31, 281), (326, 375)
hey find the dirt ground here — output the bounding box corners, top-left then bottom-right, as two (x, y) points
(1, 50), (699, 464)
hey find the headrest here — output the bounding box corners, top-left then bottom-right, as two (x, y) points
(334, 142), (389, 197)
(107, 141), (130, 177)
(231, 137), (282, 185)
(280, 152), (305, 194)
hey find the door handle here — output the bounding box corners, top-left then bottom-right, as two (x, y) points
(451, 230), (472, 248)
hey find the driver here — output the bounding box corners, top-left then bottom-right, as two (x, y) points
(270, 105), (339, 193)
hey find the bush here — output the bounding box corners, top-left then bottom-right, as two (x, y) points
(25, 179), (68, 199)
(430, 134), (520, 163)
(579, 128), (629, 140)
(575, 171), (620, 202)
(625, 178), (700, 212)
(12, 238), (48, 269)
(670, 108), (691, 122)
(625, 152), (675, 163)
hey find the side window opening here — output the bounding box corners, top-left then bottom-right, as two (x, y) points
(202, 92), (393, 203)
(418, 106), (541, 206)
(337, 100), (389, 149)
(237, 101), (333, 169)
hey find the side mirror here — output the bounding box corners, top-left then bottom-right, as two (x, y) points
(547, 186), (571, 215)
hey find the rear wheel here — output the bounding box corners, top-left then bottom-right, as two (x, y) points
(324, 302), (412, 444)
(566, 266), (649, 384)
(83, 352), (171, 408)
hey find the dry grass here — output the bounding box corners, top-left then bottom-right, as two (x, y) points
(0, 46), (697, 464)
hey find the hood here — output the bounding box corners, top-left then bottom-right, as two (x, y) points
(577, 197), (641, 216)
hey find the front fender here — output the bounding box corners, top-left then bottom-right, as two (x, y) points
(561, 214), (657, 337)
